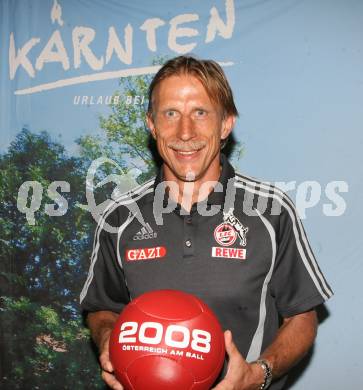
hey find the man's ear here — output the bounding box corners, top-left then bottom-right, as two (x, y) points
(146, 113), (157, 139)
(221, 115), (236, 141)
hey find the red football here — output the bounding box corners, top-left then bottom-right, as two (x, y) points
(109, 289), (225, 390)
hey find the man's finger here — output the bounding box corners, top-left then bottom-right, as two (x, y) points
(100, 351), (114, 373)
(101, 370), (123, 390)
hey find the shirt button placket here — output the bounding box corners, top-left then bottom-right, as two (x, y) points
(183, 215), (195, 257)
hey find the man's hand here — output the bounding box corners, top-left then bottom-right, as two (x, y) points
(212, 330), (264, 390)
(98, 328), (123, 390)
(87, 311), (123, 390)
(213, 310), (318, 389)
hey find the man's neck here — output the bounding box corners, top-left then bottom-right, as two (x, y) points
(163, 157), (222, 212)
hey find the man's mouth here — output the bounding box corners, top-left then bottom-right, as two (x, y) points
(168, 141), (206, 154)
(177, 150), (199, 155)
(172, 148), (204, 159)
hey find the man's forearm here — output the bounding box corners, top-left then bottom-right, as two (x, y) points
(259, 309), (318, 379)
(87, 310), (119, 350)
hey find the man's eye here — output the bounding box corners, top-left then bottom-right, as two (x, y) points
(165, 110), (176, 117)
(195, 110), (206, 117)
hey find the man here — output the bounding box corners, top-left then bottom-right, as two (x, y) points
(80, 56), (333, 389)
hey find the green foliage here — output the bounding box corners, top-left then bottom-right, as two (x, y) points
(0, 129), (103, 389)
(1, 296), (100, 389)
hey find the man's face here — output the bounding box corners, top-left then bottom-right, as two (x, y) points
(147, 74), (235, 183)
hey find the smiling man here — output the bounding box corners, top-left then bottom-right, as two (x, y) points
(146, 63), (236, 212)
(81, 56), (333, 390)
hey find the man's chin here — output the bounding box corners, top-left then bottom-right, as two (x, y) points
(177, 175), (198, 183)
(176, 171), (200, 182)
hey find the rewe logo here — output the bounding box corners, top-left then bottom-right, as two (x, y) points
(211, 247), (246, 260)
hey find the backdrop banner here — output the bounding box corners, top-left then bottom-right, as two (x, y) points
(1, 0), (361, 389)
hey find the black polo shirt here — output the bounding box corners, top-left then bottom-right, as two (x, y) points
(80, 154), (333, 389)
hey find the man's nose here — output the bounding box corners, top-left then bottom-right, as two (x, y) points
(177, 115), (196, 141)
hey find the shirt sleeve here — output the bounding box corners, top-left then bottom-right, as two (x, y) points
(270, 199), (333, 318)
(80, 217), (130, 314)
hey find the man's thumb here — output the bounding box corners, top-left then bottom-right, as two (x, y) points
(224, 330), (238, 356)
